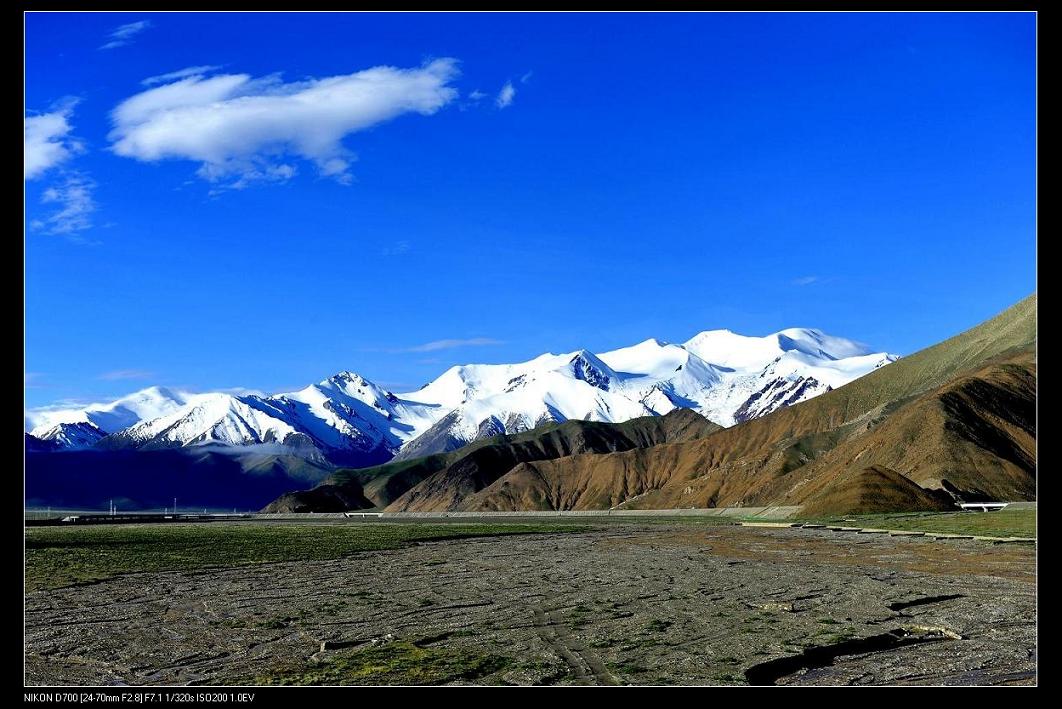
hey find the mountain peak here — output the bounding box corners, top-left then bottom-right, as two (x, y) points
(773, 328), (873, 360)
(568, 348), (603, 363)
(324, 370), (365, 385)
(563, 350), (616, 390)
(35, 420), (107, 449)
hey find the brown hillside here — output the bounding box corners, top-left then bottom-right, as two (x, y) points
(384, 408), (718, 513)
(265, 408), (719, 513)
(798, 465), (955, 517)
(771, 352), (1036, 510)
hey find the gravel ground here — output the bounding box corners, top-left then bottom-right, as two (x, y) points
(24, 523), (1036, 686)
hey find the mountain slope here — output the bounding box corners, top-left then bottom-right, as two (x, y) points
(386, 295), (1035, 514)
(797, 465), (956, 516)
(263, 408), (720, 512)
(783, 351), (1035, 509)
(24, 433), (59, 453)
(31, 421), (107, 450)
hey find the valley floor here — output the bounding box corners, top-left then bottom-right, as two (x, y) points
(25, 520), (1036, 686)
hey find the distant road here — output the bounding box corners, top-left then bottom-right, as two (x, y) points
(24, 501), (1036, 527)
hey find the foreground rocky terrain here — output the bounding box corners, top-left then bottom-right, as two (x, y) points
(25, 521), (1035, 686)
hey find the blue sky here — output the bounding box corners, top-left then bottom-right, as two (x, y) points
(25, 11), (1036, 409)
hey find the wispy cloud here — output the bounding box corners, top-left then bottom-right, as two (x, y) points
(207, 164), (297, 196)
(141, 65), (221, 86)
(381, 240), (411, 257)
(109, 58), (460, 188)
(100, 20), (152, 50)
(30, 173), (97, 239)
(26, 102), (99, 241)
(460, 89), (488, 112)
(98, 369), (154, 381)
(520, 70), (534, 84)
(791, 275), (819, 286)
(27, 398), (92, 414)
(395, 338), (505, 353)
(24, 100), (83, 180)
(496, 81), (516, 109)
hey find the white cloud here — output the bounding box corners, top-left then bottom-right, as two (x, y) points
(381, 240), (411, 257)
(401, 338), (505, 353)
(109, 58), (460, 187)
(32, 174), (96, 237)
(98, 369), (154, 381)
(791, 275), (819, 286)
(24, 102), (82, 180)
(496, 81), (516, 109)
(468, 89), (486, 101)
(100, 20), (152, 50)
(141, 65), (221, 86)
(206, 163), (298, 195)
(520, 71), (534, 84)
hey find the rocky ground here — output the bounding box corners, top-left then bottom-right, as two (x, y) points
(24, 522), (1036, 686)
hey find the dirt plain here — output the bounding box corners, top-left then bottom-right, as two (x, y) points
(24, 521), (1036, 686)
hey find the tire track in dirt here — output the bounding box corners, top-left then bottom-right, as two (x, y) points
(533, 605), (618, 685)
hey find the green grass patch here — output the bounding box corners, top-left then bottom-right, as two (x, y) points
(609, 661), (650, 676)
(588, 638), (618, 649)
(798, 508), (1035, 538)
(251, 640), (510, 685)
(24, 522), (587, 592)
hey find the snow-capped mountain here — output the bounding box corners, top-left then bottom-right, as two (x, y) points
(25, 327), (897, 464)
(26, 386), (196, 449)
(31, 421), (108, 449)
(391, 350), (661, 461)
(678, 328), (899, 426)
(93, 373), (442, 466)
(391, 328), (896, 459)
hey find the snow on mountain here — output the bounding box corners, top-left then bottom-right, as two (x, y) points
(103, 393), (304, 450)
(27, 386), (195, 439)
(683, 327), (874, 369)
(94, 373), (443, 466)
(31, 421), (108, 450)
(672, 329), (895, 425)
(26, 326), (897, 462)
(391, 351), (652, 459)
(599, 338), (726, 415)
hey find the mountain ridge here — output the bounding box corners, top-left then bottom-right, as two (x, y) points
(27, 325), (895, 467)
